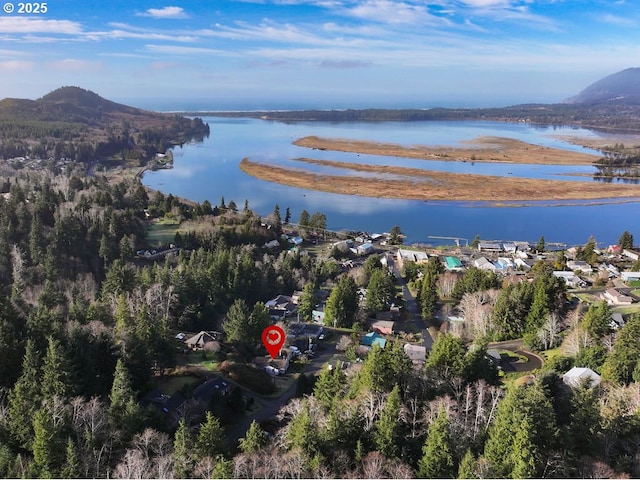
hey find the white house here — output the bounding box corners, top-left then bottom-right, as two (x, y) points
(621, 271), (640, 282)
(566, 260), (593, 274)
(553, 271), (585, 288)
(603, 288), (634, 306)
(474, 257), (496, 271)
(563, 367), (601, 388)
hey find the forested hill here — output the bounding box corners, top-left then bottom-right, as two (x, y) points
(0, 86), (210, 165)
(205, 103), (640, 132)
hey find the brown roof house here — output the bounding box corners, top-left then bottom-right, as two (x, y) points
(603, 288), (634, 306)
(184, 331), (221, 352)
(370, 319), (395, 335)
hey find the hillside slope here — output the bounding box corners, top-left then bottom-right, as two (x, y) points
(565, 68), (640, 105)
(0, 86), (209, 164)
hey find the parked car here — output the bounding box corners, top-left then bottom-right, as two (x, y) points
(264, 365), (280, 376)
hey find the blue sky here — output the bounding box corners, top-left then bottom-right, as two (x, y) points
(0, 0), (639, 109)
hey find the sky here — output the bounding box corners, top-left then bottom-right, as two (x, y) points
(0, 0), (639, 110)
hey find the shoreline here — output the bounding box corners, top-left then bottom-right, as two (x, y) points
(239, 158), (640, 203)
(293, 135), (600, 165)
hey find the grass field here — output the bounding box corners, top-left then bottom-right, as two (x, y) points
(146, 218), (180, 246)
(156, 374), (200, 395)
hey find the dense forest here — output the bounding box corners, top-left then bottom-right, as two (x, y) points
(204, 103), (640, 132)
(0, 87), (210, 165)
(0, 163), (638, 479)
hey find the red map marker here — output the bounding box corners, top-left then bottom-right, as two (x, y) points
(262, 325), (286, 359)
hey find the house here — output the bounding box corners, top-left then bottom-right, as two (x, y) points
(263, 239), (280, 249)
(553, 271), (585, 288)
(477, 242), (503, 253)
(370, 319), (395, 335)
(514, 258), (532, 271)
(566, 260), (593, 274)
(603, 288), (634, 306)
(361, 332), (387, 349)
(311, 308), (326, 324)
(623, 249), (640, 261)
(266, 295), (297, 319)
(357, 242), (375, 256)
(563, 367), (601, 388)
(496, 257), (514, 269)
(445, 256), (463, 271)
(621, 271), (640, 282)
(473, 257), (496, 271)
(607, 245), (622, 254)
(610, 312), (625, 330)
(300, 323), (324, 339)
(502, 242), (517, 253)
(396, 248), (429, 270)
(404, 343), (427, 367)
(184, 331), (221, 351)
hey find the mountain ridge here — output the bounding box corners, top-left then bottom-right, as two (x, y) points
(565, 67), (640, 105)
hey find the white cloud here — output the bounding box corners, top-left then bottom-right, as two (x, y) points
(0, 60), (34, 71)
(145, 44), (230, 55)
(600, 13), (637, 27)
(45, 59), (104, 71)
(0, 17), (82, 34)
(344, 0), (443, 25)
(138, 7), (189, 19)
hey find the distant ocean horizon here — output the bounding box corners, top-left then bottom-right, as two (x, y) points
(120, 93), (566, 113)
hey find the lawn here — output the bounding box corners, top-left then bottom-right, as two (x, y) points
(613, 304), (640, 315)
(147, 219), (180, 246)
(155, 374), (200, 395)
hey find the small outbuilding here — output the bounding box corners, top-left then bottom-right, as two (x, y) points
(563, 367), (601, 388)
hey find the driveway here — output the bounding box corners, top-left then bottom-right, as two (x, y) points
(393, 263), (434, 350)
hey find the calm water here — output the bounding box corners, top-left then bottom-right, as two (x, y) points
(142, 118), (640, 246)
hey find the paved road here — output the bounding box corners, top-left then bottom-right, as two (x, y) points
(488, 339), (544, 372)
(392, 263), (434, 350)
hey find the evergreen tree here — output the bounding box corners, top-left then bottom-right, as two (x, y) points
(313, 364), (346, 410)
(286, 401), (317, 454)
(222, 299), (251, 345)
(373, 384), (402, 458)
(426, 333), (467, 380)
(582, 301), (612, 339)
(618, 230), (634, 250)
(536, 235), (545, 253)
(41, 336), (72, 400)
(324, 275), (358, 328)
(419, 271), (439, 320)
(32, 407), (65, 477)
(61, 438), (81, 479)
(8, 339), (42, 448)
(108, 358), (141, 432)
(239, 421), (268, 454)
(195, 412), (227, 460)
(284, 207), (291, 224)
(418, 408), (456, 478)
(388, 225), (403, 245)
(173, 419), (194, 478)
(482, 383), (558, 478)
(299, 209), (310, 228)
(272, 204), (282, 229)
(602, 313), (640, 385)
(297, 283), (317, 321)
(366, 269), (394, 313)
(457, 449), (477, 479)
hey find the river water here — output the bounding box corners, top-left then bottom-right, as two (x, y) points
(142, 117), (640, 246)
